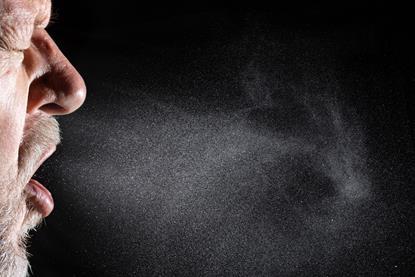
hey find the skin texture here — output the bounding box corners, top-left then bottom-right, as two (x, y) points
(0, 0), (86, 275)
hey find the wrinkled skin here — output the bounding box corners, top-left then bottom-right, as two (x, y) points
(0, 0), (86, 275)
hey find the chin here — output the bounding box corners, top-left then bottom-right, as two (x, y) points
(0, 218), (30, 277)
(0, 254), (30, 277)
(0, 186), (43, 277)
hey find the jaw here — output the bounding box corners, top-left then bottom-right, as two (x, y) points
(0, 215), (30, 277)
(0, 248), (29, 277)
(0, 182), (42, 277)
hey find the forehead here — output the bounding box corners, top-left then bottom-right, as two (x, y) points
(0, 0), (51, 27)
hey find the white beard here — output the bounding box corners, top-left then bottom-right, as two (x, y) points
(0, 185), (31, 277)
(0, 114), (60, 277)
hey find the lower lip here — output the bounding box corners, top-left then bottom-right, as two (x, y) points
(25, 179), (54, 217)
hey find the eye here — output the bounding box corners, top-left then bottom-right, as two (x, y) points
(35, 3), (57, 29)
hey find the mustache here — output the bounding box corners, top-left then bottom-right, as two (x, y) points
(18, 114), (61, 185)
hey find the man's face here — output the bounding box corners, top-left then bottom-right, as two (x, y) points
(0, 0), (86, 275)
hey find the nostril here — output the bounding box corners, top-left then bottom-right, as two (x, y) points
(27, 66), (86, 115)
(27, 75), (56, 114)
(40, 103), (66, 114)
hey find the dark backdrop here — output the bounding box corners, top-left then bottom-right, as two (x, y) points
(27, 2), (414, 276)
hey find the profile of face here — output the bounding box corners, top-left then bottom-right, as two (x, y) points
(0, 0), (86, 275)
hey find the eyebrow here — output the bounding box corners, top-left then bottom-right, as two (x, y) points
(47, 8), (59, 27)
(36, 2), (55, 29)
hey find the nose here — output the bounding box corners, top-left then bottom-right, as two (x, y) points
(25, 29), (86, 115)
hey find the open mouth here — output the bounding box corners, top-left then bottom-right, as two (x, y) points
(19, 114), (60, 219)
(24, 146), (56, 218)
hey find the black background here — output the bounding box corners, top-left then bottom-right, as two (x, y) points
(27, 1), (415, 276)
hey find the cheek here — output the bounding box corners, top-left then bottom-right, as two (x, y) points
(0, 66), (29, 174)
